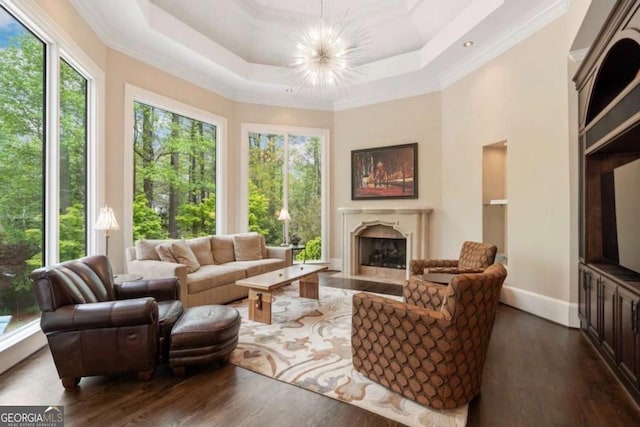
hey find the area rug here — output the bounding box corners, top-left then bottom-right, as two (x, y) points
(229, 282), (468, 427)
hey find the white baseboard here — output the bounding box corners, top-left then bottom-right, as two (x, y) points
(500, 285), (580, 328)
(329, 258), (342, 271)
(0, 323), (47, 375)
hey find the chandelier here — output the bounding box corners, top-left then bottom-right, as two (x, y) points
(289, 0), (370, 89)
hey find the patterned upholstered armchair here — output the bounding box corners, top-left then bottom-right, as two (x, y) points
(409, 241), (497, 276)
(351, 263), (507, 409)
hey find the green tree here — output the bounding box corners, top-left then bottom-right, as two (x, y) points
(132, 195), (165, 240)
(0, 28), (45, 323)
(133, 102), (217, 241)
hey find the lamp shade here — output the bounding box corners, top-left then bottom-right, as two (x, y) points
(93, 206), (120, 231)
(277, 208), (291, 221)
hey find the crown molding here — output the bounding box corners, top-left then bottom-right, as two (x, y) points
(439, 0), (570, 90)
(569, 47), (590, 62)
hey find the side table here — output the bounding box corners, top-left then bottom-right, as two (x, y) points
(291, 245), (306, 263)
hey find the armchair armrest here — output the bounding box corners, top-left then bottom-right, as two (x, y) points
(266, 246), (293, 266)
(40, 298), (158, 334)
(409, 259), (458, 275)
(115, 277), (180, 302)
(403, 276), (448, 311)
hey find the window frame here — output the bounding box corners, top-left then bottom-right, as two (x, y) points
(240, 123), (330, 262)
(0, 0), (105, 370)
(123, 83), (229, 249)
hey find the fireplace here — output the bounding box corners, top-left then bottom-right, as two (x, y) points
(338, 207), (432, 282)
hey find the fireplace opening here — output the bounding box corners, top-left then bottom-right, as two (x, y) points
(359, 237), (406, 270)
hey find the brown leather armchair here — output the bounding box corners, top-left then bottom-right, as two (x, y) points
(352, 263), (507, 409)
(409, 241), (497, 275)
(31, 255), (183, 389)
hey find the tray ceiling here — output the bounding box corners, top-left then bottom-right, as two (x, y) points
(71, 0), (569, 110)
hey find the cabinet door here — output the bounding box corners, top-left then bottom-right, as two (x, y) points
(601, 276), (617, 362)
(618, 287), (640, 387)
(579, 264), (589, 325)
(587, 271), (599, 341)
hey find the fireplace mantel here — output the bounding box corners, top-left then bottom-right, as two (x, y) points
(338, 207), (433, 281)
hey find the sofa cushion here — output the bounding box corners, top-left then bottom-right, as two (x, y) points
(188, 236), (214, 266)
(186, 265), (247, 294)
(233, 234), (262, 261)
(136, 239), (173, 261)
(170, 240), (201, 273)
(225, 258), (285, 277)
(155, 242), (177, 263)
(259, 235), (268, 259)
(212, 235), (235, 265)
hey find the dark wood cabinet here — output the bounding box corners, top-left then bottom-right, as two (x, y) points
(574, 0), (640, 404)
(618, 286), (640, 387)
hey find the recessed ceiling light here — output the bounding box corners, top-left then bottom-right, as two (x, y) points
(463, 41), (474, 47)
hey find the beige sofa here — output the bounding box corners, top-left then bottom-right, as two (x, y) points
(126, 233), (292, 308)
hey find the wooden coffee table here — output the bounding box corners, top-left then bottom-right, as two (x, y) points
(236, 264), (328, 324)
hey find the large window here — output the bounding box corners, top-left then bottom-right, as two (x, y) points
(244, 126), (329, 262)
(0, 3), (97, 351)
(132, 101), (217, 239)
(59, 60), (88, 261)
(0, 6), (45, 335)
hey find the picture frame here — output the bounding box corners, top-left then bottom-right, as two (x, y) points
(351, 142), (418, 200)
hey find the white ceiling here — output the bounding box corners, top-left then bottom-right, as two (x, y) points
(70, 0), (570, 110)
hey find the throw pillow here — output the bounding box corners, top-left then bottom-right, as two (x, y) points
(212, 235), (235, 264)
(233, 233), (263, 261)
(169, 240), (201, 273)
(135, 239), (169, 261)
(155, 242), (177, 263)
(188, 236), (214, 265)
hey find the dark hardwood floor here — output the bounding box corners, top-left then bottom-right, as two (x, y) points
(1, 274), (639, 426)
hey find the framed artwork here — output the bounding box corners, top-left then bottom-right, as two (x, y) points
(351, 142), (418, 200)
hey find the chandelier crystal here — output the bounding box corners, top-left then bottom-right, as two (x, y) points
(290, 1), (369, 89)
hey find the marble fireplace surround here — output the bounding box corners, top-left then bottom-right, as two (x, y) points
(338, 207), (433, 282)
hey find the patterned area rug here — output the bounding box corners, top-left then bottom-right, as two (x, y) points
(229, 283), (467, 427)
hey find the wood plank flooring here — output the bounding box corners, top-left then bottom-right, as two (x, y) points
(1, 274), (639, 426)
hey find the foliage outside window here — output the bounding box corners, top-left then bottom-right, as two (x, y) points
(59, 60), (88, 262)
(0, 7), (90, 338)
(0, 8), (45, 334)
(133, 102), (217, 240)
(248, 132), (322, 260)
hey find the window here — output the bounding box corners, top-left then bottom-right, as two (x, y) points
(132, 101), (218, 239)
(242, 125), (329, 262)
(0, 3), (100, 358)
(59, 59), (88, 261)
(0, 6), (45, 335)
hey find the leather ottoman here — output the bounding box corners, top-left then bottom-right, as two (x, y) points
(169, 305), (241, 375)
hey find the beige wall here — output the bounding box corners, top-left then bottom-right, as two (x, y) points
(332, 94), (443, 263)
(441, 3), (587, 312)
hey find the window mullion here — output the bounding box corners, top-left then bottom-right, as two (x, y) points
(45, 42), (60, 265)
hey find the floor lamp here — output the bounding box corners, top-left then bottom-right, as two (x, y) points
(277, 208), (290, 246)
(94, 205), (120, 256)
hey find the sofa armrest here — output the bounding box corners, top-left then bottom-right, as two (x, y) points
(126, 259), (189, 305)
(266, 246), (293, 266)
(116, 277), (180, 302)
(40, 298), (158, 334)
